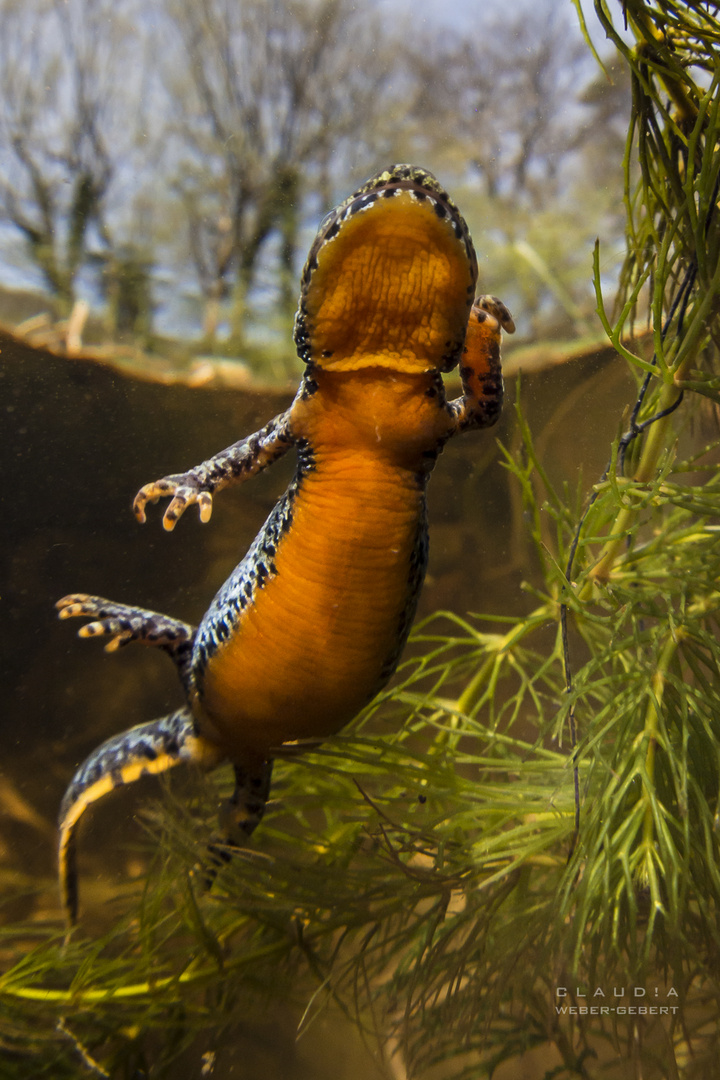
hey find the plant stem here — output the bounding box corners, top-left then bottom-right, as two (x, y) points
(582, 370), (689, 594)
(455, 606), (553, 717)
(640, 630), (679, 860)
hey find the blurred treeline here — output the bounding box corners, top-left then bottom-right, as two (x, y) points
(0, 0), (628, 370)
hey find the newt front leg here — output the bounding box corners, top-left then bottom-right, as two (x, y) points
(449, 295), (515, 433)
(133, 406), (296, 531)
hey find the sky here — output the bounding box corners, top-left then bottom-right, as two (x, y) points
(388, 0), (621, 50)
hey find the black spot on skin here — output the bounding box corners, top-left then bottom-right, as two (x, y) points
(301, 373), (318, 397)
(141, 742), (158, 761)
(475, 309), (488, 322)
(321, 350), (334, 358)
(425, 385), (437, 398)
(324, 220), (340, 241)
(433, 201), (447, 219)
(86, 762), (102, 786)
(460, 366), (473, 381)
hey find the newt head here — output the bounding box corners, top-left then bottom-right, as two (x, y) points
(294, 163), (478, 375)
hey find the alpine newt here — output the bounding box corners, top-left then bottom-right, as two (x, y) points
(56, 163), (514, 922)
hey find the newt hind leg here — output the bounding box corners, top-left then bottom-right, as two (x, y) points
(56, 593), (196, 688)
(223, 761), (274, 842)
(59, 707), (224, 924)
(449, 294), (515, 433)
(208, 761), (274, 871)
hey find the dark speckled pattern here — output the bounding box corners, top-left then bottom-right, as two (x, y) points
(58, 708), (198, 822)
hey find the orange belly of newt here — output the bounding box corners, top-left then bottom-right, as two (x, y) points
(198, 458), (423, 762)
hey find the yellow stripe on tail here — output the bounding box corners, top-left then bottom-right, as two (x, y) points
(58, 708), (223, 923)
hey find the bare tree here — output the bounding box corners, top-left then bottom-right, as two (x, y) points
(0, 0), (626, 352)
(0, 0), (145, 315)
(163, 0), (398, 344)
(404, 3), (591, 207)
(393, 2), (631, 341)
